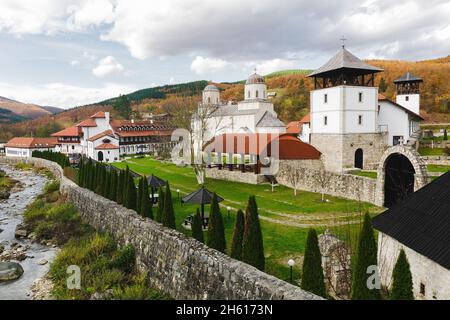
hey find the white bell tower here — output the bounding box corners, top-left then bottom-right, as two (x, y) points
(394, 72), (422, 115)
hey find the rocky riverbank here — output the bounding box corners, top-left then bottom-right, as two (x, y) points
(0, 164), (57, 300)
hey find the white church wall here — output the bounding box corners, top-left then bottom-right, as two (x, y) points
(378, 101), (411, 146)
(311, 86), (342, 134)
(342, 86), (378, 133)
(378, 232), (450, 300)
(244, 83), (267, 100)
(396, 94), (420, 115)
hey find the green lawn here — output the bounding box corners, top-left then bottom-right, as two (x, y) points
(350, 170), (378, 179)
(427, 164), (450, 173)
(114, 157), (381, 284)
(418, 147), (447, 156)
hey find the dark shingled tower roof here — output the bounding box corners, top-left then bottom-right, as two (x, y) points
(373, 171), (450, 270)
(308, 47), (383, 77)
(394, 72), (423, 83)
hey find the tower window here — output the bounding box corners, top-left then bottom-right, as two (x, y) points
(324, 94), (328, 103)
(248, 91), (250, 98)
(359, 92), (363, 102)
(405, 96), (409, 101)
(256, 90), (259, 98)
(324, 116), (328, 126)
(358, 115), (363, 125)
(420, 283), (426, 296)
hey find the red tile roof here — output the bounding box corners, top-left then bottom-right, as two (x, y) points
(88, 130), (114, 142)
(96, 143), (119, 150)
(5, 137), (58, 148)
(51, 126), (81, 137)
(204, 133), (321, 160)
(76, 118), (97, 127)
(90, 111), (107, 118)
(300, 114), (310, 123)
(286, 121), (302, 134)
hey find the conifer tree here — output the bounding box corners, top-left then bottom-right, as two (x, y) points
(104, 168), (111, 198)
(444, 129), (448, 141)
(207, 193), (226, 253)
(137, 177), (144, 215)
(351, 213), (381, 300)
(140, 177), (153, 219)
(390, 249), (414, 300)
(156, 187), (165, 223)
(116, 169), (125, 205)
(78, 159), (84, 187)
(242, 196), (265, 271)
(109, 171), (118, 201)
(230, 209), (245, 260)
(122, 166), (130, 206)
(191, 208), (204, 243)
(301, 229), (326, 297)
(162, 183), (176, 229)
(125, 174), (137, 211)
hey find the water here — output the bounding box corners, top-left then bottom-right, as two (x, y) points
(0, 165), (57, 300)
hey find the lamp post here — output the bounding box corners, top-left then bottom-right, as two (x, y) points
(288, 259), (295, 283)
(227, 206), (231, 220)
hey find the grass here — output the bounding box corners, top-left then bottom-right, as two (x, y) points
(427, 164), (450, 173)
(113, 156), (382, 283)
(418, 147), (447, 156)
(24, 180), (169, 300)
(350, 171), (378, 179)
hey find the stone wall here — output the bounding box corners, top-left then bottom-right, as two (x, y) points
(206, 167), (266, 184)
(421, 155), (450, 166)
(276, 160), (377, 204)
(0, 156), (320, 300)
(378, 232), (450, 300)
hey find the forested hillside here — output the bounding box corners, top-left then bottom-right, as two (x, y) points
(0, 55), (448, 142)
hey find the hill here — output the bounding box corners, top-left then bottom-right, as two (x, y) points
(0, 55), (448, 141)
(0, 96), (63, 123)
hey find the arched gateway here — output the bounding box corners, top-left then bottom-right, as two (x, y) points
(375, 146), (428, 207)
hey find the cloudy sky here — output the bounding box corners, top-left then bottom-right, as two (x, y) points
(0, 0), (449, 108)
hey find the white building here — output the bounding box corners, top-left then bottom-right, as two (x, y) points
(286, 114), (311, 143)
(5, 137), (57, 158)
(307, 47), (423, 172)
(373, 172), (450, 300)
(51, 111), (174, 163)
(197, 74), (286, 148)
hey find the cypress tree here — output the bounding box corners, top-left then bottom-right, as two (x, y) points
(351, 213), (381, 300)
(103, 167), (111, 197)
(78, 159), (84, 187)
(88, 160), (95, 191)
(137, 177), (144, 215)
(140, 177), (153, 219)
(116, 169), (125, 205)
(230, 209), (245, 261)
(191, 209), (204, 243)
(109, 171), (118, 201)
(96, 165), (105, 196)
(206, 193), (226, 253)
(122, 166), (130, 206)
(162, 183), (176, 229)
(301, 229), (326, 297)
(156, 187), (165, 223)
(125, 174), (137, 211)
(242, 196), (265, 271)
(444, 129), (448, 141)
(390, 249), (414, 300)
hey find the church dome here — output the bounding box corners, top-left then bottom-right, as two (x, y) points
(204, 84), (219, 92)
(246, 73), (265, 85)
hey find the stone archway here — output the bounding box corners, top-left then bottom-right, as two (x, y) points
(375, 145), (428, 207)
(354, 148), (363, 169)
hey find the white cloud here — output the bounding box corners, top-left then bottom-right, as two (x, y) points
(0, 81), (137, 108)
(190, 56), (228, 75)
(67, 0), (114, 31)
(83, 51), (97, 61)
(253, 59), (296, 75)
(70, 60), (80, 67)
(92, 56), (124, 78)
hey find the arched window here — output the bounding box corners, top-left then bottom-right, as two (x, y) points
(256, 90), (259, 98)
(207, 97), (211, 103)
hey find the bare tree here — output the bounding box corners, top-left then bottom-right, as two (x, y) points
(286, 164), (302, 196)
(165, 95), (223, 185)
(314, 163), (332, 202)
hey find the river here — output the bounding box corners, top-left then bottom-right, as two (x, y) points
(0, 165), (57, 300)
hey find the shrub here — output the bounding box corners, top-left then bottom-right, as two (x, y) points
(390, 249), (414, 300)
(112, 245), (136, 274)
(301, 229), (326, 297)
(230, 209), (245, 260)
(206, 193), (226, 253)
(162, 183), (176, 229)
(44, 180), (60, 194)
(242, 196), (265, 271)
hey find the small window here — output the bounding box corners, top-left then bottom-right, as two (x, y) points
(324, 116), (328, 126)
(358, 115), (363, 125)
(256, 90), (259, 98)
(207, 97), (211, 103)
(420, 283), (426, 296)
(358, 92), (363, 102)
(324, 94), (328, 103)
(248, 91), (250, 98)
(405, 96), (409, 102)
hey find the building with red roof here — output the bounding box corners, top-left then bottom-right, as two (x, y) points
(5, 137), (58, 157)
